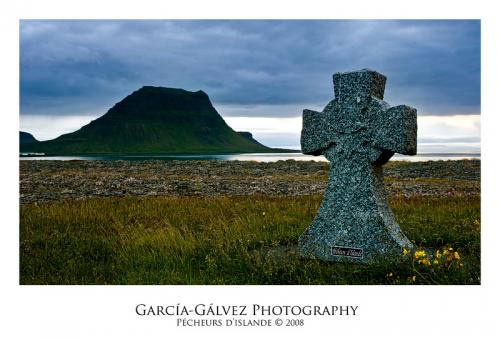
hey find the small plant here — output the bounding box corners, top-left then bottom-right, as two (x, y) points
(400, 246), (465, 284)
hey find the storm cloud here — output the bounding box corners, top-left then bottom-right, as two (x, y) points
(20, 20), (480, 119)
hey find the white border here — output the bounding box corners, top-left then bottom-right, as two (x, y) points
(2, 1), (499, 339)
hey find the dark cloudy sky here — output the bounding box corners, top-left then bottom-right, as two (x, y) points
(20, 20), (481, 151)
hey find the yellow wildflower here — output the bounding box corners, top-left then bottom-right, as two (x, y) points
(403, 248), (409, 256)
(412, 276), (416, 282)
(443, 249), (449, 256)
(414, 250), (426, 259)
(433, 259), (439, 265)
(454, 251), (460, 260)
(388, 272), (393, 277)
(421, 258), (430, 266)
(436, 250), (442, 258)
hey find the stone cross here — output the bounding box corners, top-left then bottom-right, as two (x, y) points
(299, 69), (417, 263)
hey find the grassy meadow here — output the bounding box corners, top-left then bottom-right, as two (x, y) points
(20, 194), (480, 285)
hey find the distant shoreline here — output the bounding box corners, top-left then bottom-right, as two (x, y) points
(19, 148), (299, 157)
(19, 152), (480, 162)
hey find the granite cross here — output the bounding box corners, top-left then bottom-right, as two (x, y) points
(299, 69), (417, 263)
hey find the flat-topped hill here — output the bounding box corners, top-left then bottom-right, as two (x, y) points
(20, 86), (276, 155)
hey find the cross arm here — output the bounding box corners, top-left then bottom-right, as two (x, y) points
(301, 109), (334, 155)
(373, 105), (417, 155)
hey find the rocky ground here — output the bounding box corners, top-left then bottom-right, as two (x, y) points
(19, 159), (480, 204)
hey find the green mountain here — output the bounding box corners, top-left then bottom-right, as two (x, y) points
(20, 86), (278, 155)
(20, 131), (38, 144)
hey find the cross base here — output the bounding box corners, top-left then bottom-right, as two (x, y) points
(298, 157), (414, 263)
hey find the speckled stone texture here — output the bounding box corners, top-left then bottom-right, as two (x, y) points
(299, 69), (417, 263)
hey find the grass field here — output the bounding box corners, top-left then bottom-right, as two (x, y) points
(20, 194), (480, 285)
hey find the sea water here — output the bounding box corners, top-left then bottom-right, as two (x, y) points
(19, 152), (480, 162)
